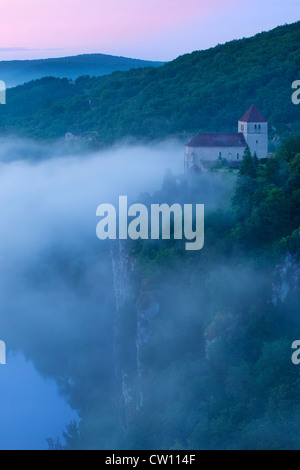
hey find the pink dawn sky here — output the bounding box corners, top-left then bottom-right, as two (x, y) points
(0, 0), (299, 61)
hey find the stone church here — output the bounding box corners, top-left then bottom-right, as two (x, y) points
(184, 104), (268, 171)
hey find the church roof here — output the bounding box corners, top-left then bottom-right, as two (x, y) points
(186, 133), (247, 148)
(239, 104), (267, 123)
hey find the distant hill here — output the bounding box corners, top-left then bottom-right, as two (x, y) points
(0, 22), (299, 143)
(0, 54), (164, 87)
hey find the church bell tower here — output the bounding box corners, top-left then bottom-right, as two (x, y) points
(238, 104), (268, 159)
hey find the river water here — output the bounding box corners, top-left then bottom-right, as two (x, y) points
(0, 352), (77, 450)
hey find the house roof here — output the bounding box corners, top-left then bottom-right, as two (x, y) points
(239, 104), (267, 123)
(186, 133), (247, 148)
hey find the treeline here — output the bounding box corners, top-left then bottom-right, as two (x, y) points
(0, 21), (299, 142)
(0, 54), (164, 88)
(119, 136), (300, 451)
(54, 136), (300, 450)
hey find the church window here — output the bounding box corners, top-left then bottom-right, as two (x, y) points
(241, 125), (244, 131)
(237, 153), (240, 160)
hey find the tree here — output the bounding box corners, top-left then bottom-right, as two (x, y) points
(276, 135), (300, 162)
(239, 146), (259, 179)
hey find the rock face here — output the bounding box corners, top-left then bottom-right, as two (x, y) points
(110, 241), (159, 424)
(111, 241), (132, 312)
(136, 302), (160, 379)
(203, 253), (300, 361)
(272, 254), (300, 306)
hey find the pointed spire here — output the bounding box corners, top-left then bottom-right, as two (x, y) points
(239, 104), (267, 123)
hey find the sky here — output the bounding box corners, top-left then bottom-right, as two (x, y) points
(0, 0), (299, 61)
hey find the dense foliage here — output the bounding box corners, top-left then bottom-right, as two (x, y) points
(1, 22), (299, 142)
(4, 20), (299, 451)
(51, 135), (300, 451)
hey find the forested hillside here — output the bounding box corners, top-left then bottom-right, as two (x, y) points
(0, 21), (299, 143)
(47, 135), (300, 451)
(0, 54), (164, 88)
